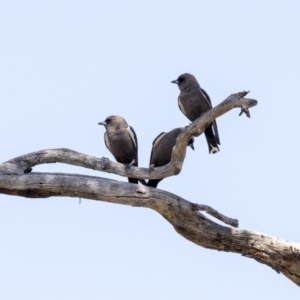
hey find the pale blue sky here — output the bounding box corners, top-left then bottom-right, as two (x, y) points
(1, 1), (299, 299)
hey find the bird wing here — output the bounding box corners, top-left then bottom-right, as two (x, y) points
(200, 88), (220, 144)
(149, 132), (166, 166)
(213, 120), (220, 145)
(178, 96), (188, 118)
(127, 126), (138, 150)
(104, 132), (111, 152)
(199, 88), (212, 108)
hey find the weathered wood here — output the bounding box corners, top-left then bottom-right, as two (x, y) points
(5, 91), (257, 180)
(0, 172), (299, 286)
(4, 92), (299, 287)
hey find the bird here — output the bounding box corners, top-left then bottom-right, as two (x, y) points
(147, 127), (194, 188)
(171, 73), (220, 154)
(98, 115), (142, 184)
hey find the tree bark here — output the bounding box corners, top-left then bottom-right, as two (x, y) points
(2, 91), (299, 287)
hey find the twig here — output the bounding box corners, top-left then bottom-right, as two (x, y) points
(191, 203), (239, 227)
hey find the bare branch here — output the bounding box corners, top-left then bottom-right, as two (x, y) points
(169, 92), (257, 175)
(1, 90), (299, 287)
(191, 204), (239, 227)
(0, 171), (299, 287)
(3, 91), (257, 181)
(3, 148), (167, 179)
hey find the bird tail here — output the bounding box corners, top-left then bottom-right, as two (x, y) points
(204, 124), (220, 154)
(147, 179), (161, 188)
(128, 178), (139, 184)
(212, 120), (220, 145)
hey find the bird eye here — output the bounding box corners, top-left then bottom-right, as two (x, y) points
(106, 118), (111, 124)
(178, 77), (185, 83)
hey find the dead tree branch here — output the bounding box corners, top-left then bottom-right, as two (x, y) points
(0, 172), (299, 286)
(3, 91), (299, 287)
(4, 91), (257, 180)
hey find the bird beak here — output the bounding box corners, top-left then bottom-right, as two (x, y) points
(98, 121), (107, 126)
(171, 79), (179, 84)
(188, 143), (195, 151)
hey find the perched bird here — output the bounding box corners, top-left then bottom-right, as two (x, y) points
(147, 127), (194, 188)
(171, 73), (220, 154)
(98, 115), (141, 184)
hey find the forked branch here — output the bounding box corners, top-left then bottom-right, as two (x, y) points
(3, 92), (299, 287)
(0, 172), (299, 287)
(3, 91), (257, 180)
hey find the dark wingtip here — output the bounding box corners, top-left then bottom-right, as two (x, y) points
(189, 144), (195, 151)
(147, 180), (159, 188)
(138, 179), (147, 185)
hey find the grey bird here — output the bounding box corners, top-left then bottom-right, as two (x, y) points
(147, 127), (194, 188)
(98, 115), (141, 184)
(171, 73), (220, 154)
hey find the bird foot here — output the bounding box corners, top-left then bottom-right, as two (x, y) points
(184, 123), (192, 129)
(149, 164), (155, 173)
(101, 157), (110, 162)
(100, 157), (110, 170)
(125, 159), (136, 168)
